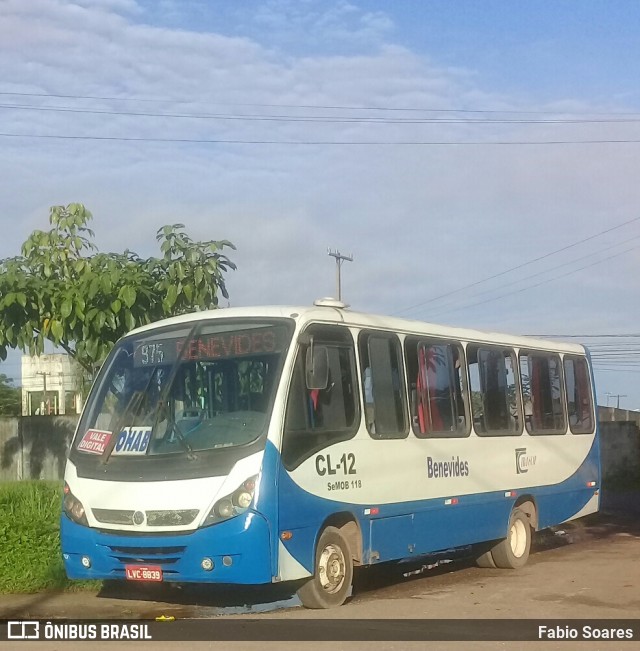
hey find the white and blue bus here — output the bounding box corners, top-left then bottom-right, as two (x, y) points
(61, 300), (600, 608)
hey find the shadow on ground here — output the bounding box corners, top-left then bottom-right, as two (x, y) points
(97, 580), (301, 615)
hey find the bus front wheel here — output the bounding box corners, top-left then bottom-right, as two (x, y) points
(490, 508), (532, 569)
(297, 526), (353, 608)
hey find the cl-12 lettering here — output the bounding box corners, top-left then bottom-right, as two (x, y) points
(315, 453), (357, 476)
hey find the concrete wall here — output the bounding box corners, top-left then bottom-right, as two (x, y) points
(598, 406), (640, 426)
(599, 421), (640, 480)
(0, 417), (21, 481)
(0, 416), (79, 481)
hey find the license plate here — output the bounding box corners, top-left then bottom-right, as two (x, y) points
(125, 565), (163, 582)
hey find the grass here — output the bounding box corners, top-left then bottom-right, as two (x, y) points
(0, 481), (100, 594)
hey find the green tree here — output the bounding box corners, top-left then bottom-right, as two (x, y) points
(0, 374), (21, 416)
(0, 203), (236, 374)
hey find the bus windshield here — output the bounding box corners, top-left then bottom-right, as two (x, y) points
(73, 320), (291, 470)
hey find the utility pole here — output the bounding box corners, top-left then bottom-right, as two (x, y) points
(327, 249), (353, 302)
(36, 371), (49, 415)
(606, 392), (628, 409)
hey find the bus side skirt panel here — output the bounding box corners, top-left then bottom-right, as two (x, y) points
(277, 437), (600, 569)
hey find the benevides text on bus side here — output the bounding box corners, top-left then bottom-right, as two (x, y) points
(427, 456), (470, 479)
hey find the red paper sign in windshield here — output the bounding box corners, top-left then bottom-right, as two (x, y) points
(77, 429), (112, 455)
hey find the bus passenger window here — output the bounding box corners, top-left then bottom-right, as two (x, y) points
(358, 333), (407, 439)
(519, 352), (566, 435)
(404, 338), (468, 438)
(563, 356), (594, 434)
(468, 346), (521, 436)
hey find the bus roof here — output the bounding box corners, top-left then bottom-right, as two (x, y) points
(127, 303), (587, 355)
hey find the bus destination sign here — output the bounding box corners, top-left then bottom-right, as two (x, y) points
(134, 326), (286, 367)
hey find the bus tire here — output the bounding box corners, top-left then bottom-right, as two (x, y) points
(297, 526), (353, 609)
(475, 549), (497, 568)
(490, 508), (532, 569)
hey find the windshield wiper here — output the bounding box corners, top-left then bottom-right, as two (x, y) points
(100, 368), (160, 465)
(163, 416), (198, 461)
(147, 322), (203, 461)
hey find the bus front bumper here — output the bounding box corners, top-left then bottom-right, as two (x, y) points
(61, 510), (273, 584)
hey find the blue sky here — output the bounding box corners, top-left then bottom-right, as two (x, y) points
(135, 0), (640, 101)
(1, 0), (640, 407)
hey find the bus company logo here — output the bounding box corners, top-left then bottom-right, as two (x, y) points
(516, 448), (537, 474)
(7, 621), (151, 641)
(426, 456), (470, 479)
(8, 621), (39, 639)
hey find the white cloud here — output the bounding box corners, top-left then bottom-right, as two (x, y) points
(73, 0), (141, 12)
(246, 0), (394, 53)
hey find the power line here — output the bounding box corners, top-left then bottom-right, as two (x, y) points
(589, 351), (640, 356)
(1, 90), (639, 116)
(5, 102), (640, 125)
(413, 233), (640, 316)
(425, 241), (640, 319)
(529, 334), (640, 338)
(394, 215), (640, 317)
(582, 342), (640, 347)
(3, 133), (640, 146)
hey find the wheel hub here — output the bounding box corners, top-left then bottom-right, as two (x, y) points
(509, 518), (528, 557)
(318, 544), (346, 593)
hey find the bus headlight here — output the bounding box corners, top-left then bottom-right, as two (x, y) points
(201, 476), (258, 527)
(215, 499), (235, 519)
(63, 482), (89, 526)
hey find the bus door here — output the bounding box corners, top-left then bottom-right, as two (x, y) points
(278, 325), (360, 573)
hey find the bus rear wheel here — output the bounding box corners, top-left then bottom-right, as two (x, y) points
(475, 548), (497, 568)
(297, 526), (353, 609)
(490, 508), (532, 569)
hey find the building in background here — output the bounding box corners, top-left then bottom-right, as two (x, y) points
(21, 354), (83, 416)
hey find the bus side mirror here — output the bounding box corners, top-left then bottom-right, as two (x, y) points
(305, 345), (329, 390)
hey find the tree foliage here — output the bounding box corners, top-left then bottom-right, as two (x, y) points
(0, 203), (236, 372)
(0, 374), (21, 416)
